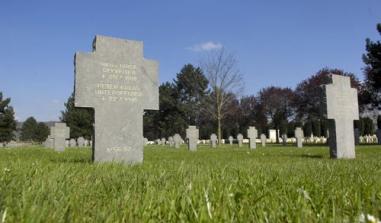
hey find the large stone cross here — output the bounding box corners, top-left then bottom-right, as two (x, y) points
(74, 35), (159, 163)
(294, 127), (304, 148)
(247, 126), (258, 149)
(186, 126), (199, 151)
(323, 74), (359, 159)
(51, 122), (70, 152)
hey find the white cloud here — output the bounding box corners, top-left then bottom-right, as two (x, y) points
(186, 41), (223, 52)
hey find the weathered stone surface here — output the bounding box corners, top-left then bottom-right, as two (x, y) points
(323, 74), (359, 159)
(69, 138), (77, 147)
(294, 127), (304, 148)
(161, 137), (166, 145)
(228, 136), (233, 145)
(173, 134), (182, 149)
(260, 134), (266, 147)
(210, 134), (217, 148)
(43, 135), (54, 148)
(51, 122), (70, 152)
(237, 134), (243, 147)
(77, 137), (85, 147)
(186, 126), (199, 151)
(75, 35), (159, 163)
(247, 126), (258, 149)
(354, 128), (360, 145)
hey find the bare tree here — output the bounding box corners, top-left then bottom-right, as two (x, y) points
(201, 48), (244, 143)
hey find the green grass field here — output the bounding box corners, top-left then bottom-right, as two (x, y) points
(0, 145), (380, 222)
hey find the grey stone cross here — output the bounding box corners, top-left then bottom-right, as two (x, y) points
(228, 136), (233, 145)
(186, 126), (199, 151)
(260, 134), (266, 147)
(51, 122), (70, 152)
(247, 126), (258, 149)
(173, 134), (182, 149)
(323, 74), (359, 159)
(210, 134), (217, 148)
(294, 127), (304, 148)
(237, 134), (243, 147)
(74, 35), (159, 163)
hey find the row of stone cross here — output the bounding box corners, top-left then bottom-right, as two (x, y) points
(51, 35), (361, 163)
(155, 126), (305, 151)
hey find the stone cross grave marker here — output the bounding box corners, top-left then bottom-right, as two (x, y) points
(294, 127), (304, 148)
(77, 137), (85, 147)
(75, 35), (159, 163)
(228, 136), (233, 145)
(260, 134), (266, 147)
(210, 134), (217, 148)
(186, 126), (199, 151)
(247, 126), (258, 149)
(51, 122), (70, 152)
(237, 134), (243, 147)
(173, 134), (182, 149)
(168, 136), (174, 147)
(323, 74), (359, 159)
(69, 139), (77, 147)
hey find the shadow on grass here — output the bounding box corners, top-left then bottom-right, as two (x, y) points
(49, 157), (92, 164)
(300, 154), (324, 159)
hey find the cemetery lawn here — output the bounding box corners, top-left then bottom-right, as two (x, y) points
(0, 145), (380, 222)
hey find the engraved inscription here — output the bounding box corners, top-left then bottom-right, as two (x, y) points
(95, 62), (142, 102)
(106, 146), (135, 152)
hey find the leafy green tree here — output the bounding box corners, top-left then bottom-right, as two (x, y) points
(377, 115), (381, 129)
(312, 119), (321, 137)
(60, 92), (94, 139)
(174, 64), (209, 126)
(20, 117), (38, 141)
(303, 121), (312, 138)
(294, 68), (361, 121)
(257, 86), (295, 142)
(34, 122), (50, 143)
(362, 24), (381, 106)
(0, 92), (16, 144)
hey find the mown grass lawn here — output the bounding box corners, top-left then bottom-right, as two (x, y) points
(0, 144), (380, 222)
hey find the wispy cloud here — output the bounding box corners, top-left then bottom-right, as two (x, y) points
(186, 41), (223, 52)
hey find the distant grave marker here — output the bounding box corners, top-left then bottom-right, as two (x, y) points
(228, 136), (233, 145)
(260, 134), (266, 147)
(75, 35), (159, 163)
(294, 127), (304, 148)
(237, 134), (243, 147)
(247, 126), (258, 149)
(186, 126), (199, 151)
(77, 137), (85, 147)
(210, 134), (217, 148)
(69, 138), (77, 147)
(51, 122), (70, 152)
(168, 136), (174, 147)
(173, 134), (182, 149)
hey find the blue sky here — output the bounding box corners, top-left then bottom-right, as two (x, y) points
(0, 0), (380, 121)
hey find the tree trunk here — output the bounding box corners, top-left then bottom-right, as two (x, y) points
(217, 117), (222, 145)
